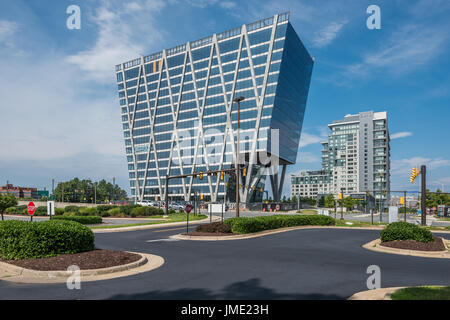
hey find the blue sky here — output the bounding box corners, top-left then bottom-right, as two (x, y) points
(0, 0), (449, 197)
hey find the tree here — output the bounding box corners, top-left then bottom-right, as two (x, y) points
(53, 178), (128, 204)
(291, 195), (298, 204)
(343, 197), (355, 210)
(324, 194), (335, 208)
(0, 193), (18, 221)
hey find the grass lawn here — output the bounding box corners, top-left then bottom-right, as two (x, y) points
(391, 286), (450, 300)
(436, 216), (450, 222)
(334, 219), (387, 228)
(297, 209), (318, 214)
(91, 214), (207, 229)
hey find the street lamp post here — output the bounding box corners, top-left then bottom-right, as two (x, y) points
(233, 96), (245, 218)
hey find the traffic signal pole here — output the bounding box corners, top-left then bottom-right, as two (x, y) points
(421, 165), (427, 226)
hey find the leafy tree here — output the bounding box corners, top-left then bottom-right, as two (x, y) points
(343, 197), (355, 210)
(291, 195), (298, 204)
(0, 193), (18, 220)
(324, 194), (335, 208)
(53, 178), (128, 204)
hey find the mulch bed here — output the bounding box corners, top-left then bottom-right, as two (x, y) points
(185, 231), (236, 237)
(0, 250), (141, 271)
(380, 236), (447, 252)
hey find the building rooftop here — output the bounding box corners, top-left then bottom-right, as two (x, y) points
(116, 12), (290, 71)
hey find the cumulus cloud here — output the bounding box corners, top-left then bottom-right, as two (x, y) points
(390, 132), (413, 139)
(312, 20), (347, 48)
(66, 0), (166, 83)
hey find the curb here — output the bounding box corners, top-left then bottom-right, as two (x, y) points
(348, 287), (405, 300)
(0, 252), (164, 283)
(362, 238), (450, 259)
(93, 216), (219, 233)
(170, 225), (386, 241)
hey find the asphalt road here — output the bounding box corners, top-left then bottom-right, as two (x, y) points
(0, 225), (449, 300)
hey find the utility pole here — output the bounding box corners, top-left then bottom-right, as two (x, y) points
(52, 178), (55, 195)
(379, 172), (383, 223)
(340, 188), (344, 220)
(112, 177), (116, 204)
(94, 182), (97, 204)
(62, 183), (64, 203)
(421, 165), (427, 226)
(234, 96), (245, 218)
(403, 190), (407, 222)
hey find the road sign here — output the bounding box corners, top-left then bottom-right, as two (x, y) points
(47, 201), (55, 217)
(27, 202), (35, 215)
(185, 203), (192, 214)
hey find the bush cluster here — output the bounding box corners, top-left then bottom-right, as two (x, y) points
(52, 215), (102, 225)
(380, 222), (434, 243)
(0, 220), (95, 260)
(224, 215), (336, 234)
(196, 222), (232, 234)
(4, 204), (167, 218)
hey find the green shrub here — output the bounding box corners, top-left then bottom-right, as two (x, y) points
(64, 205), (80, 213)
(118, 204), (141, 216)
(78, 207), (98, 216)
(130, 206), (164, 217)
(53, 215), (102, 225)
(5, 207), (20, 214)
(224, 215), (336, 234)
(168, 209), (176, 215)
(0, 220), (95, 260)
(96, 205), (116, 215)
(380, 222), (434, 243)
(107, 207), (123, 217)
(63, 211), (77, 216)
(55, 208), (64, 216)
(34, 206), (48, 216)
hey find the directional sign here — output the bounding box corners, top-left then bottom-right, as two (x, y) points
(27, 202), (35, 216)
(185, 203), (192, 214)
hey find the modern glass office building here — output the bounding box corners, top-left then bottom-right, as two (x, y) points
(115, 12), (314, 203)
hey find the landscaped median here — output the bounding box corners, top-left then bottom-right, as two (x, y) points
(363, 222), (450, 258)
(0, 219), (163, 283)
(349, 286), (450, 300)
(171, 214), (337, 240)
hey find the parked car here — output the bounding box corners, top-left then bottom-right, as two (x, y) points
(136, 201), (152, 206)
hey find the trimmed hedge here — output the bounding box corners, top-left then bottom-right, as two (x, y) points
(0, 220), (95, 260)
(224, 215), (336, 234)
(52, 215), (102, 225)
(380, 222), (434, 243)
(130, 206), (164, 217)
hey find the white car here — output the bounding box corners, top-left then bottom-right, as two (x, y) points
(136, 201), (152, 206)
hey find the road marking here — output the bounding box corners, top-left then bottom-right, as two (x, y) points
(153, 227), (187, 233)
(146, 238), (181, 243)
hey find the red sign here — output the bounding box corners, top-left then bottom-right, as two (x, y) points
(27, 202), (35, 216)
(185, 204), (192, 214)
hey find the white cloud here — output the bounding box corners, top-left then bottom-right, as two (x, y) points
(0, 20), (19, 47)
(344, 23), (449, 78)
(391, 157), (450, 176)
(219, 1), (236, 9)
(298, 132), (324, 148)
(390, 131), (413, 139)
(295, 151), (320, 164)
(312, 20), (347, 48)
(66, 0), (166, 83)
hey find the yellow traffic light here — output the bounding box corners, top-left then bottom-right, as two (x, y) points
(243, 167), (247, 177)
(220, 171), (224, 180)
(200, 194), (204, 200)
(400, 196), (405, 205)
(199, 171), (203, 180)
(410, 167), (420, 184)
(260, 187), (263, 193)
(365, 190), (370, 196)
(338, 193), (343, 200)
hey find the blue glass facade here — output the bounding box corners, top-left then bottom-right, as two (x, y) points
(115, 12), (314, 203)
